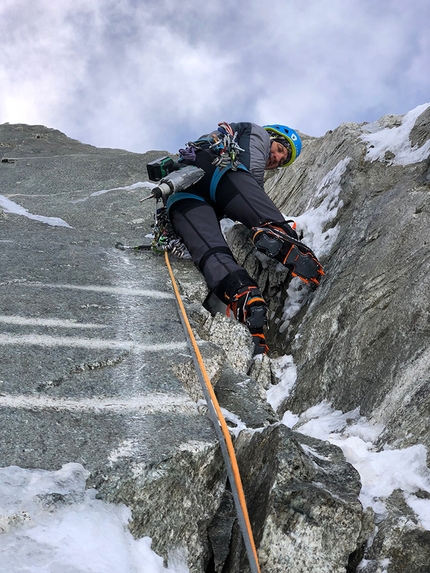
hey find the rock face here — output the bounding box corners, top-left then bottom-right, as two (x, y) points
(263, 106), (430, 453)
(266, 110), (430, 452)
(226, 104), (430, 571)
(226, 425), (366, 573)
(0, 107), (429, 573)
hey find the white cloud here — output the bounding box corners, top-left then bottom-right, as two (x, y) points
(0, 0), (429, 152)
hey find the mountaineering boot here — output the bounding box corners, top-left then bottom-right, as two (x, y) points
(249, 328), (270, 356)
(226, 285), (266, 329)
(251, 222), (325, 285)
(213, 270), (269, 355)
(225, 284), (269, 356)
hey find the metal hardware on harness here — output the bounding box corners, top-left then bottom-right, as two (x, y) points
(210, 122), (245, 171)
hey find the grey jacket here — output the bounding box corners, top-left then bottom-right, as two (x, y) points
(228, 122), (271, 188)
(199, 122), (271, 189)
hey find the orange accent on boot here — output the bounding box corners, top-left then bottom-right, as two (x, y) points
(225, 286), (257, 320)
(251, 228), (263, 243)
(281, 245), (295, 266)
(247, 296), (266, 306)
(252, 332), (269, 355)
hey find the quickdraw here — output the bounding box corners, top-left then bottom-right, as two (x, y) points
(210, 122), (245, 171)
(150, 206), (191, 259)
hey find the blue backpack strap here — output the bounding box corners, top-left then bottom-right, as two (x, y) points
(209, 164), (249, 202)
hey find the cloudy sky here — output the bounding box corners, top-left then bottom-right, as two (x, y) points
(1, 0), (429, 154)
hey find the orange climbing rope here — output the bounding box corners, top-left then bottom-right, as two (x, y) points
(164, 251), (261, 573)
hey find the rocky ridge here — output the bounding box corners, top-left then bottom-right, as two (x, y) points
(0, 106), (429, 572)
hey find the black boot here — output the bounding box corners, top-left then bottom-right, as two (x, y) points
(249, 328), (270, 355)
(251, 221), (324, 285)
(226, 284), (266, 328)
(217, 271), (269, 355)
(227, 286), (269, 356)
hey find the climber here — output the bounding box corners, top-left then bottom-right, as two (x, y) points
(166, 122), (324, 355)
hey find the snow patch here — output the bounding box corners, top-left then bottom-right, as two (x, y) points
(291, 156), (349, 258)
(0, 463), (187, 573)
(278, 278), (309, 333)
(361, 102), (430, 165)
(0, 195), (72, 227)
(220, 407), (248, 437)
(280, 401), (430, 528)
(266, 354), (297, 411)
(278, 157), (349, 332)
(70, 181), (153, 203)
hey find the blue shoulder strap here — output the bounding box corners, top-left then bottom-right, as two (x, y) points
(166, 163), (250, 214)
(209, 164), (249, 202)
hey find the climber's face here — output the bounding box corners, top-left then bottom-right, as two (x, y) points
(265, 140), (290, 170)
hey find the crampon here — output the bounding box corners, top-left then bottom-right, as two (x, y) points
(252, 224), (324, 286)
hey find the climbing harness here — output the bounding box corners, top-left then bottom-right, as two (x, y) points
(209, 162), (248, 202)
(164, 251), (261, 573)
(133, 132), (245, 257)
(180, 122), (245, 173)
